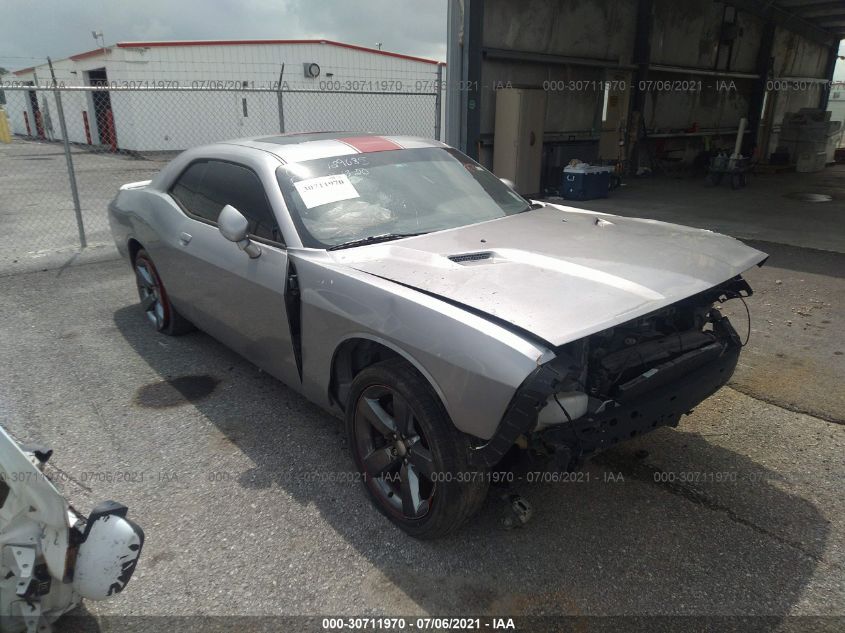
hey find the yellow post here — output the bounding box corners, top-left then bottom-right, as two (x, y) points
(0, 107), (11, 143)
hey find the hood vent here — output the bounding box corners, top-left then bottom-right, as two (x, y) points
(448, 251), (493, 264)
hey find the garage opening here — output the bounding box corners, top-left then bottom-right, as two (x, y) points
(85, 68), (118, 151)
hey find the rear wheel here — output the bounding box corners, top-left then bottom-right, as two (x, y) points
(133, 249), (193, 336)
(346, 358), (488, 539)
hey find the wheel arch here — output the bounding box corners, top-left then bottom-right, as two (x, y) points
(328, 335), (449, 415)
(127, 238), (144, 265)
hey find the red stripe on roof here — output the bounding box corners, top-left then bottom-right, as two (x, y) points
(116, 39), (444, 66)
(13, 66), (35, 76)
(336, 136), (404, 153)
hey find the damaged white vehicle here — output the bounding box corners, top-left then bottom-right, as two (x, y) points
(109, 133), (767, 539)
(0, 426), (143, 632)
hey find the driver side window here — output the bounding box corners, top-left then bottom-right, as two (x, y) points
(170, 160), (284, 244)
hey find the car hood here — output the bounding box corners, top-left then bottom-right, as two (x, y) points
(331, 205), (767, 347)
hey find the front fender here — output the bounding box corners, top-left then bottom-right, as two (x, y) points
(292, 252), (553, 440)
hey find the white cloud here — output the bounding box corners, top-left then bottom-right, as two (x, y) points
(0, 0), (447, 70)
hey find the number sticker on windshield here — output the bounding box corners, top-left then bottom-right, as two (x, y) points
(294, 174), (360, 209)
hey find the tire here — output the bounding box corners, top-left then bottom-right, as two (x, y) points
(346, 358), (489, 539)
(132, 248), (194, 336)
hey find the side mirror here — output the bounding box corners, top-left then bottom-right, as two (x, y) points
(499, 177), (516, 190)
(218, 204), (261, 258)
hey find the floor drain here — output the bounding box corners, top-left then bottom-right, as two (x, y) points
(784, 192), (833, 202)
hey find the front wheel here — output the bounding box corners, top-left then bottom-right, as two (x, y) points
(346, 359), (489, 539)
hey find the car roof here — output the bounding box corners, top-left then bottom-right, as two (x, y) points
(220, 133), (447, 164)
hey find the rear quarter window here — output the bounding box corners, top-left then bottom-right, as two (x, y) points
(170, 162), (209, 219)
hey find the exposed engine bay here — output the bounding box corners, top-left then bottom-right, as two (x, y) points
(520, 276), (753, 472)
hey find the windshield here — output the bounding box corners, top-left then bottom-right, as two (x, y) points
(276, 147), (530, 248)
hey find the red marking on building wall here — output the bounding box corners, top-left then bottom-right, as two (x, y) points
(34, 111), (45, 139)
(103, 109), (118, 151)
(82, 111), (93, 144)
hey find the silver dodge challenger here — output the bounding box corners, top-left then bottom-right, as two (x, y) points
(109, 133), (767, 538)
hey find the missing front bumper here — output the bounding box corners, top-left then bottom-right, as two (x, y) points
(468, 332), (741, 470)
(541, 343), (741, 466)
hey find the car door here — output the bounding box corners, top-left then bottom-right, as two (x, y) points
(164, 158), (301, 387)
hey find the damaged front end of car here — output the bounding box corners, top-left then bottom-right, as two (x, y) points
(469, 276), (753, 471)
(0, 427), (143, 633)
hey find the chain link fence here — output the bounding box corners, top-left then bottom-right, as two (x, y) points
(0, 84), (440, 266)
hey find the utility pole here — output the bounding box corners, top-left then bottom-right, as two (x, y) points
(48, 57), (86, 248)
(277, 63), (285, 134)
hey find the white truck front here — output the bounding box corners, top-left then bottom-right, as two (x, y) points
(0, 425), (143, 632)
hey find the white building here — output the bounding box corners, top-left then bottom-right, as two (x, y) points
(7, 39), (444, 151)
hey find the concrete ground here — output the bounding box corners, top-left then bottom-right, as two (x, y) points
(555, 163), (845, 254)
(1, 256), (842, 629)
(0, 140), (843, 630)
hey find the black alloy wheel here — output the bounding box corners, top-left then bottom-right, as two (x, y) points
(346, 359), (489, 538)
(353, 384), (436, 520)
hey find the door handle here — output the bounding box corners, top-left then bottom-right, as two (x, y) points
(179, 232), (192, 245)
